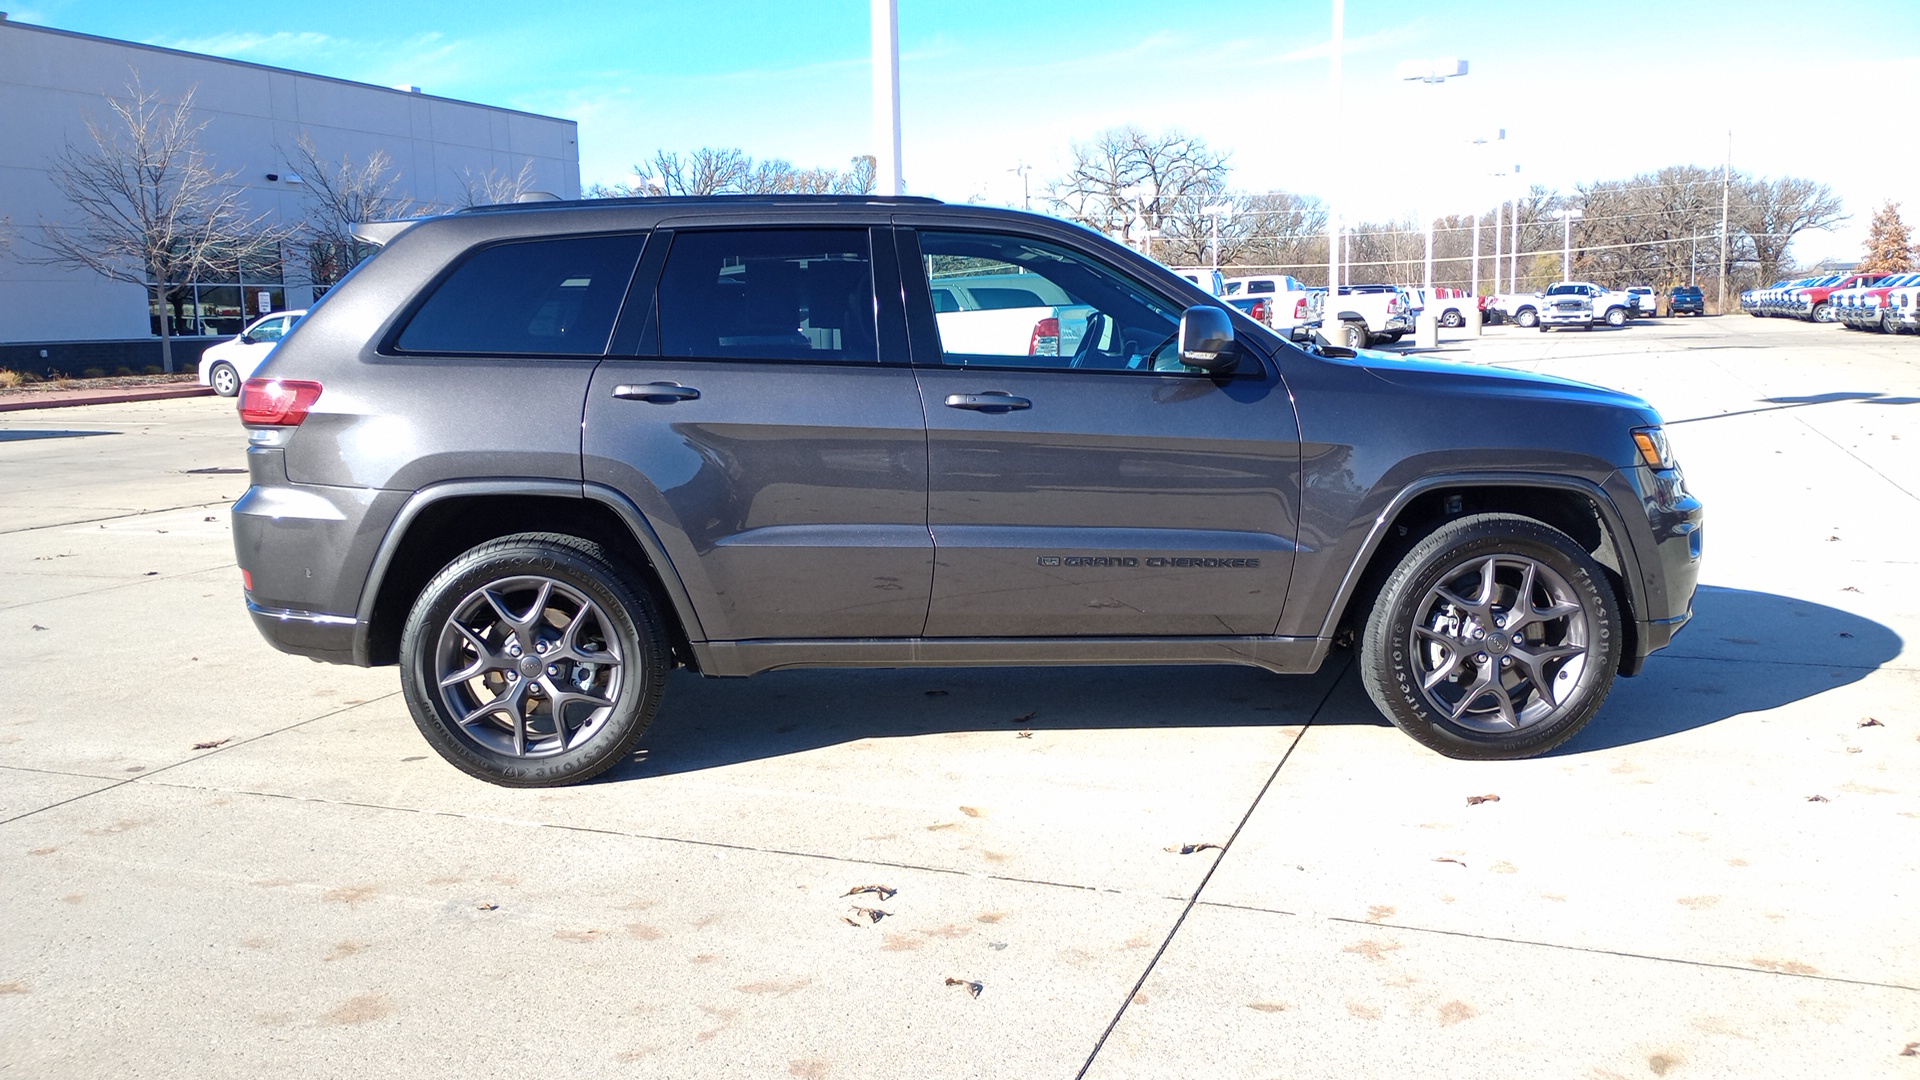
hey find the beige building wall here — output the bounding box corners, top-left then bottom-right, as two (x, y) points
(0, 16), (580, 345)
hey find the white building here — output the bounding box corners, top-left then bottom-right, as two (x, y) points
(0, 15), (580, 370)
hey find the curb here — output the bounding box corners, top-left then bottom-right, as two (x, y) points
(0, 384), (217, 413)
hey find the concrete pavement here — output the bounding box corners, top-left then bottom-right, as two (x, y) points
(2, 318), (1916, 1078)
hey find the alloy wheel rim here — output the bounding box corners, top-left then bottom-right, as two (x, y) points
(1408, 554), (1590, 733)
(433, 575), (624, 757)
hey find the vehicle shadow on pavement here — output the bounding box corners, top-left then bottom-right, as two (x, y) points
(607, 585), (1900, 779)
(1553, 584), (1902, 754)
(610, 662), (1350, 781)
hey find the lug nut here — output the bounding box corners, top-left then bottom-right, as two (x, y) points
(546, 665), (559, 676)
(535, 641), (547, 654)
(1477, 653), (1489, 663)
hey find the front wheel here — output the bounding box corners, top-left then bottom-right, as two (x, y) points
(1604, 307), (1627, 328)
(1515, 307), (1539, 328)
(1343, 322), (1369, 350)
(1814, 302), (1835, 323)
(399, 533), (669, 786)
(1360, 513), (1621, 760)
(209, 362), (240, 397)
(1440, 310), (1464, 328)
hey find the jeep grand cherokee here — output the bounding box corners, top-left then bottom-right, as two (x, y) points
(233, 196), (1702, 786)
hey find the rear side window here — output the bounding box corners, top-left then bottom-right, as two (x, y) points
(396, 234), (644, 356)
(657, 229), (877, 363)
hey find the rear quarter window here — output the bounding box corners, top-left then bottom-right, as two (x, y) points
(395, 233), (645, 356)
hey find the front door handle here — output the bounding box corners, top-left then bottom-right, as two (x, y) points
(943, 391), (1031, 412)
(613, 382), (701, 403)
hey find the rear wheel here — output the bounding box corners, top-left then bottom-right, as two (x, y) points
(1440, 310), (1464, 328)
(399, 533), (669, 787)
(1360, 513), (1621, 760)
(209, 362), (240, 397)
(1343, 321), (1369, 350)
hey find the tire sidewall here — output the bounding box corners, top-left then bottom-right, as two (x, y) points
(1363, 517), (1620, 759)
(399, 541), (660, 786)
(211, 363), (239, 396)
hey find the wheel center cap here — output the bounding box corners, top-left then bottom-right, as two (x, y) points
(1486, 633), (1512, 655)
(518, 656), (543, 678)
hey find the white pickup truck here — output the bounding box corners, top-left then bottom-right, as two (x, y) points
(927, 272), (1095, 358)
(1223, 274), (1318, 333)
(1320, 282), (1428, 343)
(1535, 281), (1635, 330)
(1492, 282), (1633, 329)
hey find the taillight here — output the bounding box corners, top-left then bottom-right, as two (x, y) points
(1249, 299), (1269, 322)
(241, 569), (253, 591)
(239, 378), (324, 425)
(1293, 297), (1308, 319)
(1026, 317), (1060, 356)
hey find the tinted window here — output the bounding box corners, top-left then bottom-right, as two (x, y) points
(250, 316), (289, 342)
(1246, 280), (1275, 294)
(397, 234), (642, 356)
(918, 230), (1191, 373)
(970, 287), (1052, 310)
(657, 229), (877, 363)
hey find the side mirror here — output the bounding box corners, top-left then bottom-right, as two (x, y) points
(239, 334), (255, 344)
(1178, 305), (1237, 372)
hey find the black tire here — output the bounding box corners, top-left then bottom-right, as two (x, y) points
(398, 532), (669, 787)
(209, 362), (241, 397)
(1359, 513), (1621, 760)
(1604, 306), (1627, 328)
(1343, 322), (1369, 350)
(1814, 302), (1834, 323)
(1440, 310), (1464, 329)
(1515, 307), (1539, 328)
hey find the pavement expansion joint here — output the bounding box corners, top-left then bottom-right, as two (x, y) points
(1, 499), (239, 535)
(1071, 655), (1348, 1080)
(1318, 914), (1920, 994)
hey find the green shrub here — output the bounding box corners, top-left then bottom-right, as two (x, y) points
(82, 368), (107, 379)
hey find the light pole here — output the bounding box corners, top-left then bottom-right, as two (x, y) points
(1397, 58), (1470, 293)
(1008, 163), (1031, 210)
(870, 0), (903, 196)
(1202, 203), (1230, 271)
(1557, 207), (1582, 280)
(1326, 0), (1344, 309)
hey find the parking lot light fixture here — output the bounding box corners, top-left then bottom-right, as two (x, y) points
(1557, 207), (1583, 280)
(1202, 203), (1230, 271)
(1399, 58), (1470, 292)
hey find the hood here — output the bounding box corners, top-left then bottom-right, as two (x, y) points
(1348, 349), (1661, 422)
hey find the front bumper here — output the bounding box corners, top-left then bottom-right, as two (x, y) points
(1610, 462), (1704, 675)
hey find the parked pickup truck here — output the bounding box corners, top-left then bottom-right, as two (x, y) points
(1888, 283), (1920, 333)
(1833, 272), (1920, 331)
(1317, 284), (1415, 348)
(1224, 274), (1319, 333)
(927, 271), (1096, 358)
(1408, 287), (1476, 328)
(1778, 273), (1885, 322)
(1536, 282), (1634, 330)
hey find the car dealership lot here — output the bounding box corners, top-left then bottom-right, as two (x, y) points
(3, 317), (1916, 1078)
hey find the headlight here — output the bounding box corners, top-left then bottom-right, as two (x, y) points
(1632, 426), (1675, 470)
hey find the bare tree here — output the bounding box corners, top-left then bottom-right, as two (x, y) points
(284, 133), (415, 293)
(1046, 126), (1230, 255)
(455, 158), (538, 207)
(586, 150), (877, 198)
(30, 75), (288, 372)
(1736, 176), (1846, 285)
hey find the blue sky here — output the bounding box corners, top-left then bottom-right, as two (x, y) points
(14, 0), (1920, 261)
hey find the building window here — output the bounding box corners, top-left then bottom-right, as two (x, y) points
(148, 242), (287, 337)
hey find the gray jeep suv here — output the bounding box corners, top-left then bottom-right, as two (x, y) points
(233, 196), (1702, 786)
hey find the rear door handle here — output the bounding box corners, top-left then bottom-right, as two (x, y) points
(943, 391), (1031, 412)
(613, 382), (701, 403)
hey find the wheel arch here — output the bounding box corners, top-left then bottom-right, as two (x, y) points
(352, 480), (706, 670)
(1320, 474), (1646, 670)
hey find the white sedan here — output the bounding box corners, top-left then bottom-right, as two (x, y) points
(196, 310), (306, 397)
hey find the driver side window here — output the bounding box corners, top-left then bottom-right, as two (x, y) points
(916, 231), (1199, 373)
